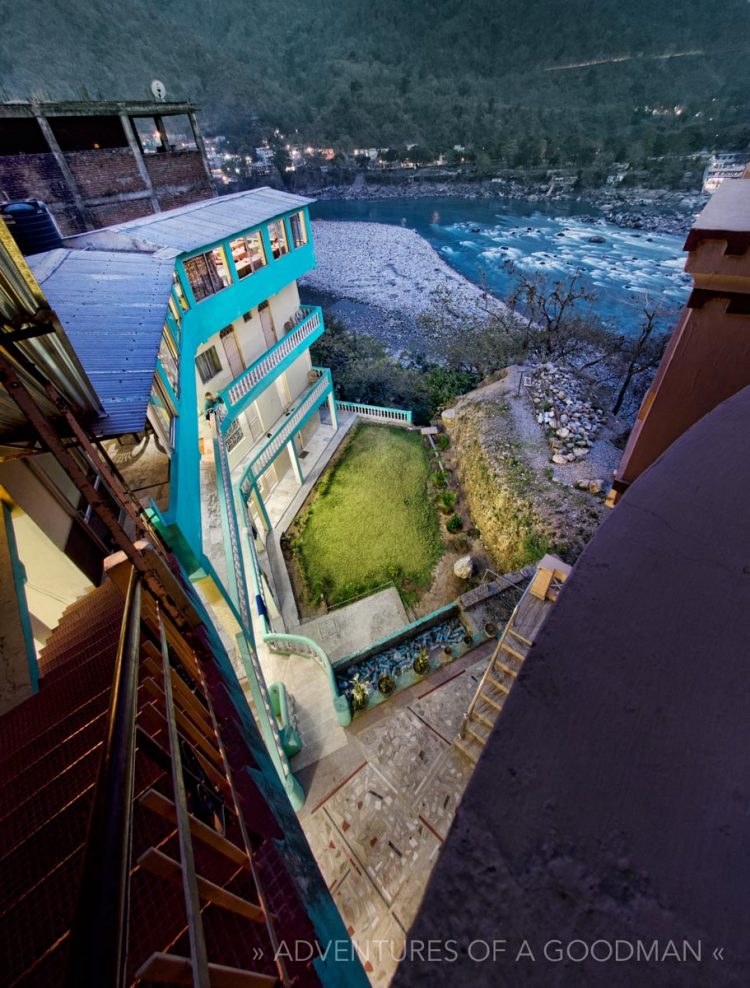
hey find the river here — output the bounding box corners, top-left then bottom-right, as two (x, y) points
(310, 197), (691, 335)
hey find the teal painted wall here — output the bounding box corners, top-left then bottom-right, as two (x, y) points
(159, 207), (316, 571)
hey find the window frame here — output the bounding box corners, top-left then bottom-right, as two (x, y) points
(289, 210), (308, 249)
(195, 345), (222, 384)
(266, 219), (289, 260)
(229, 229), (268, 279)
(183, 246), (232, 303)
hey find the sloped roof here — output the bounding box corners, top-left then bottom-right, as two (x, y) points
(86, 188), (313, 255)
(28, 248), (174, 436)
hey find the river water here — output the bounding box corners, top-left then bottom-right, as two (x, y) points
(311, 197), (691, 335)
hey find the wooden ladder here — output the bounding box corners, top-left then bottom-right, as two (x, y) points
(455, 608), (532, 764)
(135, 590), (286, 987)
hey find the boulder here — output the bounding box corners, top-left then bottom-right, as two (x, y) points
(588, 479), (603, 495)
(453, 555), (475, 580)
(552, 454), (567, 465)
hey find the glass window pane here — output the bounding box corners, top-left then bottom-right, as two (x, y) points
(172, 272), (189, 311)
(230, 231), (268, 279)
(158, 326), (179, 395)
(196, 345), (222, 384)
(210, 246), (232, 288)
(267, 220), (289, 259)
(184, 255), (214, 302)
(290, 211), (307, 248)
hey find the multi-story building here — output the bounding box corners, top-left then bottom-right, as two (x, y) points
(62, 188), (340, 568)
(0, 99), (215, 235)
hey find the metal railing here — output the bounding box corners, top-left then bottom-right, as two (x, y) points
(239, 368), (333, 497)
(221, 305), (323, 411)
(212, 411), (302, 805)
(335, 399), (412, 425)
(65, 570), (142, 988)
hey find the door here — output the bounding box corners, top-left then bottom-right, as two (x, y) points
(276, 373), (292, 409)
(259, 301), (277, 350)
(220, 326), (245, 379)
(244, 402), (263, 442)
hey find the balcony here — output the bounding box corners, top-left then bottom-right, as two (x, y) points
(237, 367), (333, 496)
(219, 305), (324, 423)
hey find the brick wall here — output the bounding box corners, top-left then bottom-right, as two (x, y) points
(145, 151), (214, 208)
(66, 147), (147, 199)
(0, 153), (85, 235)
(0, 147), (214, 237)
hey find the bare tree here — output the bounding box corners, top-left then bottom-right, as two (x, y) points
(610, 306), (666, 415)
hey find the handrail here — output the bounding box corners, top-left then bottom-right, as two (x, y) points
(212, 412), (303, 806)
(65, 570), (142, 988)
(220, 305), (323, 411)
(239, 368), (332, 496)
(335, 399), (412, 425)
(157, 606), (210, 988)
(460, 581), (532, 739)
(263, 631), (351, 727)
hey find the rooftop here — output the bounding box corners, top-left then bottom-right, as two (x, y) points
(685, 177), (750, 252)
(28, 248), (174, 436)
(71, 188), (313, 256)
(0, 99), (199, 119)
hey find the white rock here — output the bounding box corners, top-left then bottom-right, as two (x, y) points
(453, 555), (475, 580)
(552, 454), (567, 465)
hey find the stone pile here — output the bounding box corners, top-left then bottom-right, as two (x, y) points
(529, 363), (605, 465)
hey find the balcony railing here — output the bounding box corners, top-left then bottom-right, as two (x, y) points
(239, 367), (333, 497)
(220, 305), (323, 420)
(335, 400), (412, 425)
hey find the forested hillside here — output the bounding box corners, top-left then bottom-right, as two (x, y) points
(2, 0), (749, 163)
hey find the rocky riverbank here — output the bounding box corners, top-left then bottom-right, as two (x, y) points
(299, 219), (503, 355)
(306, 177), (704, 237)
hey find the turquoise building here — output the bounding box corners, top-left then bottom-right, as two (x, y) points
(69, 188), (335, 571)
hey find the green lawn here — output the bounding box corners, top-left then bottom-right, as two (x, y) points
(290, 424), (443, 606)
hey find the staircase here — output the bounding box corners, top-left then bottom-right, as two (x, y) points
(455, 554), (571, 764)
(0, 557), (324, 987)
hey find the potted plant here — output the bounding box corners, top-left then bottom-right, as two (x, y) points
(350, 674), (370, 712)
(413, 648), (430, 676)
(378, 672), (396, 695)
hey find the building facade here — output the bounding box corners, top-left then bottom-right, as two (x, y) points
(0, 99), (215, 235)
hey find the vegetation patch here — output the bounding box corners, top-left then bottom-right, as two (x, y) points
(288, 424), (443, 607)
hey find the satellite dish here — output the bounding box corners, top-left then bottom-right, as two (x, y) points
(151, 80), (167, 101)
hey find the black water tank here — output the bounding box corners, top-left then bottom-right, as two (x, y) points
(1, 199), (63, 255)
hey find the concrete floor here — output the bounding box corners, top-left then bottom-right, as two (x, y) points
(296, 641), (496, 988)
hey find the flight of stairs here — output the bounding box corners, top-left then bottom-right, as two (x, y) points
(0, 581), (125, 987)
(455, 620), (533, 764)
(0, 576), (324, 986)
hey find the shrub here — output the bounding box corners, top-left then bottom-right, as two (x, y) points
(439, 489), (457, 514)
(378, 673), (396, 695)
(436, 433), (450, 451)
(446, 513), (463, 533)
(350, 674), (370, 711)
(432, 471), (447, 489)
(413, 648), (430, 675)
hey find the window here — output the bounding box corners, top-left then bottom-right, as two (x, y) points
(133, 116), (164, 154)
(183, 247), (231, 302)
(289, 210), (308, 249)
(158, 326), (180, 395)
(162, 114), (197, 151)
(225, 418), (244, 453)
(230, 230), (268, 279)
(196, 346), (222, 384)
(150, 377), (176, 448)
(267, 220), (289, 259)
(172, 272), (189, 311)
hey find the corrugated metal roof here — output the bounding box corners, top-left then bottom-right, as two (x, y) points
(102, 187), (313, 254)
(28, 249), (174, 436)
